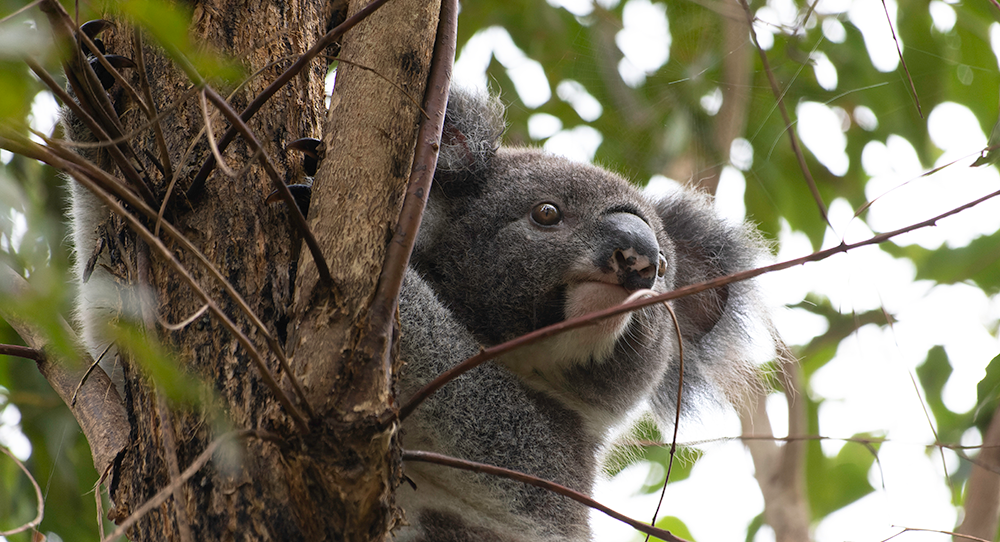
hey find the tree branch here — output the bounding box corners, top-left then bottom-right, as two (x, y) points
(739, 343), (810, 542)
(0, 445), (43, 536)
(362, 0), (457, 374)
(0, 262), (129, 483)
(0, 344), (43, 361)
(402, 450), (691, 542)
(955, 402), (1000, 541)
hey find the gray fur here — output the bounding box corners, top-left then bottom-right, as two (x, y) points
(397, 89), (773, 541)
(62, 91), (138, 394)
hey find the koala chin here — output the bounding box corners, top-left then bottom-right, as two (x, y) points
(398, 88), (773, 542)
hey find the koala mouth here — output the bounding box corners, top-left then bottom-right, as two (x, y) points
(564, 280), (634, 339)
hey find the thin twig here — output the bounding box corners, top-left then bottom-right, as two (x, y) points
(396, 186), (1000, 422)
(133, 27), (174, 181)
(70, 342), (112, 406)
(737, 0), (830, 226)
(880, 0), (922, 118)
(0, 344), (43, 361)
(888, 527), (989, 542)
(402, 450), (690, 542)
(0, 0), (43, 25)
(0, 445), (44, 536)
(198, 88), (237, 177)
(158, 304), (210, 331)
(100, 430), (278, 542)
(646, 301), (683, 541)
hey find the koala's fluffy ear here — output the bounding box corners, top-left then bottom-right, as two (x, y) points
(433, 89), (505, 198)
(652, 189), (771, 422)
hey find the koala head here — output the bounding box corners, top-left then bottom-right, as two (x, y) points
(412, 90), (677, 375)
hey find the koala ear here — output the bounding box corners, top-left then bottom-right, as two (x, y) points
(434, 88), (505, 198)
(670, 240), (731, 341)
(651, 188), (770, 423)
(655, 191), (762, 341)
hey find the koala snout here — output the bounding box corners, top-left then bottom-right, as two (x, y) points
(598, 212), (661, 291)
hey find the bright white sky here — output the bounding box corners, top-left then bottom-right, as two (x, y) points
(2, 0), (999, 540)
(452, 0), (1000, 540)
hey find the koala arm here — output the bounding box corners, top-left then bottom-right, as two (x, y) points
(398, 269), (595, 542)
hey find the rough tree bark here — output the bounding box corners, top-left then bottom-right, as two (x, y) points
(36, 0), (437, 539)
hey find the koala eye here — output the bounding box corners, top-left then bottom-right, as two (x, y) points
(530, 202), (562, 226)
(657, 252), (668, 277)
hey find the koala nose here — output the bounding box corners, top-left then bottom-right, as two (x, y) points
(598, 212), (661, 291)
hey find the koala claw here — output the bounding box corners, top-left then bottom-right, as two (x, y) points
(78, 20), (134, 91)
(286, 137), (324, 176)
(91, 55), (135, 91)
(265, 184), (312, 216)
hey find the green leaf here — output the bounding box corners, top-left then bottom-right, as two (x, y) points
(881, 230), (1000, 294)
(806, 390), (879, 518)
(651, 515), (695, 542)
(974, 353), (1000, 433)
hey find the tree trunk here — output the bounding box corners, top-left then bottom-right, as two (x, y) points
(70, 0), (436, 539)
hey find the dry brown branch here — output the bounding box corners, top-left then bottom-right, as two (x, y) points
(0, 344), (43, 361)
(954, 402), (1000, 540)
(402, 450), (692, 542)
(198, 88), (237, 177)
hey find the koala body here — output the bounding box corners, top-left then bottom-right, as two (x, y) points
(396, 90), (771, 541)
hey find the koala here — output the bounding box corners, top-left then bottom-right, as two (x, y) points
(395, 89), (772, 541)
(62, 32), (769, 535)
